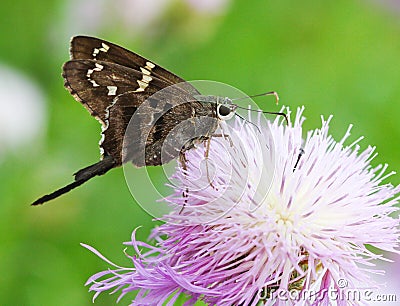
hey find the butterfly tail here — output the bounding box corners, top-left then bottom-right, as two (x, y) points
(31, 156), (116, 206)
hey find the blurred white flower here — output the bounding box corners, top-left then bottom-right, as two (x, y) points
(57, 0), (231, 40)
(63, 0), (107, 35)
(118, 0), (171, 29)
(372, 0), (400, 14)
(60, 0), (170, 35)
(0, 64), (46, 159)
(186, 0), (230, 14)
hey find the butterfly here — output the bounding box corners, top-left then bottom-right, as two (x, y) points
(31, 36), (285, 206)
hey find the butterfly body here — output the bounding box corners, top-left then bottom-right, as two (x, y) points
(32, 36), (229, 205)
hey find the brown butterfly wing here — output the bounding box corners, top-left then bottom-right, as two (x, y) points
(63, 36), (208, 167)
(103, 85), (217, 166)
(69, 36), (187, 86)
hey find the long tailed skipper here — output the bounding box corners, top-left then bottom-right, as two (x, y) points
(32, 36), (285, 206)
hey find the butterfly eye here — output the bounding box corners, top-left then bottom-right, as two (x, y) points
(217, 104), (235, 120)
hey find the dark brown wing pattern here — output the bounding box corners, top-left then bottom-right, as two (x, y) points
(32, 36), (207, 205)
(69, 36), (186, 86)
(62, 59), (172, 124)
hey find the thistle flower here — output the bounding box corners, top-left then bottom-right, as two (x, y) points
(82, 107), (400, 305)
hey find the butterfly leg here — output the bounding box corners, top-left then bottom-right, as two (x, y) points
(293, 148), (305, 172)
(179, 151), (189, 212)
(204, 137), (215, 189)
(179, 150), (188, 170)
(211, 133), (233, 147)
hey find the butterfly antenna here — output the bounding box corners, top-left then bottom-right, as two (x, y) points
(231, 91), (288, 124)
(231, 91), (279, 105)
(31, 156), (115, 206)
(234, 105), (289, 125)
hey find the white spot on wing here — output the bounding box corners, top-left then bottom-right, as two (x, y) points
(86, 63), (103, 87)
(92, 48), (100, 57)
(99, 96), (118, 157)
(140, 67), (151, 75)
(93, 43), (110, 59)
(142, 75), (152, 83)
(133, 86), (145, 93)
(146, 61), (155, 69)
(107, 86), (117, 96)
(133, 62), (155, 92)
(133, 80), (148, 92)
(100, 43), (110, 52)
(90, 80), (99, 87)
(99, 132), (105, 147)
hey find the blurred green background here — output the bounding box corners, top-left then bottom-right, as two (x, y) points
(1, 0), (399, 305)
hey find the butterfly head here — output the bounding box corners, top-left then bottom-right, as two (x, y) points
(194, 95), (237, 121)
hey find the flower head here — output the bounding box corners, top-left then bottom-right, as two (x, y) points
(83, 107), (400, 305)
